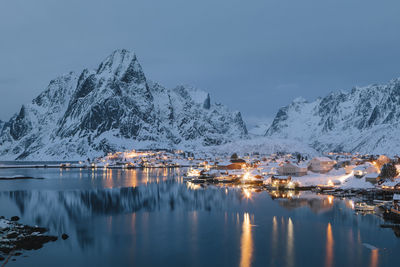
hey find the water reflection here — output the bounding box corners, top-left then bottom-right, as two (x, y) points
(271, 216), (278, 265)
(0, 168), (398, 266)
(325, 223), (333, 267)
(370, 249), (378, 267)
(1, 182), (243, 250)
(286, 218), (294, 267)
(240, 213), (253, 267)
(269, 191), (334, 214)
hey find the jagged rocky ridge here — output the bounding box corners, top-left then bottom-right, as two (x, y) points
(266, 78), (400, 155)
(0, 49), (247, 160)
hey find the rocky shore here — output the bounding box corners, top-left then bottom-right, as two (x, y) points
(0, 216), (58, 262)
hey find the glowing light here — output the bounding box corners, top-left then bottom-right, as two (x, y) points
(243, 172), (250, 181)
(325, 223), (334, 267)
(187, 181), (201, 190)
(327, 195), (334, 205)
(243, 188), (252, 199)
(287, 181), (295, 189)
(240, 213), (253, 267)
(327, 180), (334, 186)
(186, 168), (200, 177)
(286, 218), (294, 267)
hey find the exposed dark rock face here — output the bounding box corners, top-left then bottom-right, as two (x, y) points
(0, 49), (247, 160)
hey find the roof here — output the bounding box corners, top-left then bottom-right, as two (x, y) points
(365, 173), (379, 178)
(353, 166), (366, 171)
(272, 175), (291, 179)
(393, 194), (400, 201)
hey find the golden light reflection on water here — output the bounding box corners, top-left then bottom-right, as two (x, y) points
(127, 169), (138, 187)
(370, 249), (378, 267)
(325, 223), (334, 267)
(271, 216), (278, 265)
(240, 213), (253, 267)
(286, 218), (294, 267)
(243, 189), (252, 199)
(327, 195), (334, 205)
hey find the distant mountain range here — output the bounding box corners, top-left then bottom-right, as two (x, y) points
(1, 49), (399, 160)
(0, 50), (247, 160)
(266, 78), (400, 155)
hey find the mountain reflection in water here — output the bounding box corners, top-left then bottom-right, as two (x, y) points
(0, 168), (397, 266)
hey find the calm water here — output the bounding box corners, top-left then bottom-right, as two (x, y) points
(0, 166), (399, 267)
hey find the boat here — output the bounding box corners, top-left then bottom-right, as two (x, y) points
(214, 176), (240, 184)
(354, 202), (375, 212)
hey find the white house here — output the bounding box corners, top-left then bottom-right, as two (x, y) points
(277, 162), (308, 177)
(308, 157), (336, 173)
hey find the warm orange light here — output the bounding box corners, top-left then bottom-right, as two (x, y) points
(240, 213), (253, 267)
(325, 223), (334, 267)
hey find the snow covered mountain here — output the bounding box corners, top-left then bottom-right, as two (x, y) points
(266, 78), (400, 155)
(0, 49), (247, 160)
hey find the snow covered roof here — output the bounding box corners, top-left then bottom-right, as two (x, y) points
(393, 194), (400, 201)
(365, 173), (379, 178)
(353, 166), (366, 171)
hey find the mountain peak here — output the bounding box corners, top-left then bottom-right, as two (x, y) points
(96, 49), (146, 84)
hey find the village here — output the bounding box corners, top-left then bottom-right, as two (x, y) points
(53, 148), (400, 222)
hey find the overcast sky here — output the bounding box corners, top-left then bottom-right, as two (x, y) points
(1, 0), (400, 126)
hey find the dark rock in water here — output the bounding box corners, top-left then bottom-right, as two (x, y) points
(12, 258), (16, 261)
(0, 217), (57, 256)
(10, 216), (19, 221)
(61, 233), (69, 240)
(7, 232), (18, 239)
(0, 256), (4, 261)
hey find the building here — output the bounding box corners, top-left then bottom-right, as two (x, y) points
(308, 157), (336, 173)
(353, 162), (378, 178)
(365, 173), (380, 184)
(277, 162), (308, 177)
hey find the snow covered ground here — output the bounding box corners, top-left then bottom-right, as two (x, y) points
(291, 169), (375, 189)
(202, 136), (318, 157)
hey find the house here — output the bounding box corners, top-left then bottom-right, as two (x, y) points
(308, 157), (336, 173)
(365, 173), (380, 184)
(277, 162), (308, 177)
(353, 162), (378, 178)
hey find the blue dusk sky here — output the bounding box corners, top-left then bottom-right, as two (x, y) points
(1, 0), (400, 126)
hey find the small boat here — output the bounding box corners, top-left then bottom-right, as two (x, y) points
(214, 176), (240, 184)
(354, 202), (375, 212)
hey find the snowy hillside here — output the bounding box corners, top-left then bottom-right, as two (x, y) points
(0, 49), (247, 160)
(203, 137), (317, 157)
(266, 78), (400, 155)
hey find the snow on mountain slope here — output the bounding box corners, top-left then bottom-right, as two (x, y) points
(266, 78), (400, 155)
(203, 136), (318, 157)
(0, 49), (247, 160)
